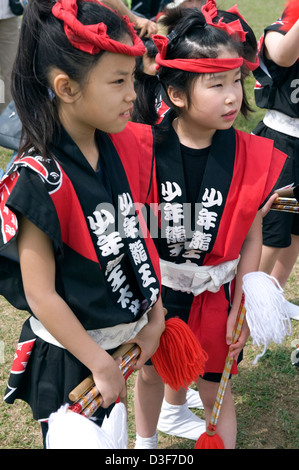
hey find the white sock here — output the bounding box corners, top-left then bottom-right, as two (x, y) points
(186, 387), (204, 409)
(134, 431), (158, 449)
(287, 300), (299, 320)
(157, 399), (205, 441)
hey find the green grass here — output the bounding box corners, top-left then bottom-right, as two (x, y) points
(217, 0), (285, 39)
(1, 0), (299, 450)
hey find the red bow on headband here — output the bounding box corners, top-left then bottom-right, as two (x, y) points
(201, 0), (247, 42)
(52, 0), (145, 56)
(152, 34), (259, 73)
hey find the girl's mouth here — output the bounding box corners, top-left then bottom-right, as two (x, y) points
(120, 108), (133, 119)
(222, 110), (237, 121)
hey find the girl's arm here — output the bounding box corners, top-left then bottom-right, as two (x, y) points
(264, 19), (299, 67)
(130, 296), (165, 370)
(101, 0), (157, 37)
(226, 210), (263, 360)
(17, 216), (126, 408)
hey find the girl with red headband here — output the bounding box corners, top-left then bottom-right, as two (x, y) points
(132, 5), (287, 449)
(0, 0), (165, 447)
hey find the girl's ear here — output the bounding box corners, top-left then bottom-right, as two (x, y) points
(167, 86), (187, 108)
(52, 70), (81, 104)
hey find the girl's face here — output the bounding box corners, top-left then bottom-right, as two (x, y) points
(58, 46), (137, 138)
(173, 49), (243, 138)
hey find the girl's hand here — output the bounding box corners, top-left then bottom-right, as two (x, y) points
(134, 16), (158, 37)
(91, 354), (127, 409)
(226, 313), (250, 362)
(260, 192), (278, 217)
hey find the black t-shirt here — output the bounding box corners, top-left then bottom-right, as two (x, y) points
(180, 143), (210, 208)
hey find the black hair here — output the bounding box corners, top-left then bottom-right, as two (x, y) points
(216, 10), (257, 67)
(135, 37), (158, 71)
(12, 0), (134, 159)
(132, 8), (254, 125)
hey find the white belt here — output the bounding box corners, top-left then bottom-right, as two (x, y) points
(29, 314), (148, 350)
(160, 256), (240, 296)
(263, 109), (299, 139)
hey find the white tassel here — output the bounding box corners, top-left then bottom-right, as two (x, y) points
(242, 272), (292, 364)
(46, 402), (128, 449)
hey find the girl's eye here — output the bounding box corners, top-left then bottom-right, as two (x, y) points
(114, 79), (124, 85)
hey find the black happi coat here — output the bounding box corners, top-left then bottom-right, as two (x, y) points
(254, 19), (299, 118)
(0, 122), (160, 421)
(253, 16), (299, 237)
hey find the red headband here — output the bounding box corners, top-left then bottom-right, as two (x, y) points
(52, 0), (145, 56)
(153, 34), (259, 73)
(201, 0), (247, 42)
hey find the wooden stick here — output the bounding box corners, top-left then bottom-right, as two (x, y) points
(275, 188), (296, 198)
(275, 185), (299, 200)
(208, 295), (246, 432)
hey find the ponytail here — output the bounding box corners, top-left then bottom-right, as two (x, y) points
(132, 69), (162, 125)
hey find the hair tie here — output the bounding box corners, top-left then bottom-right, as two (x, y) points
(52, 0), (145, 56)
(167, 30), (178, 44)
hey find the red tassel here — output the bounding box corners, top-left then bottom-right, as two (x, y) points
(195, 425), (225, 449)
(151, 317), (208, 391)
(281, 0), (299, 31)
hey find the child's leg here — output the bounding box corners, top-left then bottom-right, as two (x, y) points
(197, 376), (237, 449)
(134, 364), (164, 446)
(259, 245), (281, 274)
(164, 385), (187, 405)
(271, 234), (299, 287)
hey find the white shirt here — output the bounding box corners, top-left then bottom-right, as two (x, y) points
(0, 1), (15, 20)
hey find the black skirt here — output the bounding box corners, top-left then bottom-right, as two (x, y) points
(4, 317), (114, 424)
(253, 121), (299, 246)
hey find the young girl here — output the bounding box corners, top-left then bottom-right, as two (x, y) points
(252, 0), (299, 320)
(145, 2), (260, 443)
(0, 0), (165, 446)
(133, 6), (287, 449)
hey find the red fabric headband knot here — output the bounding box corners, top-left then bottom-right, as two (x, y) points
(152, 34), (259, 73)
(201, 0), (247, 42)
(52, 0), (145, 56)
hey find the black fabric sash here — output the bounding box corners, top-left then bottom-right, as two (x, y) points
(155, 112), (236, 266)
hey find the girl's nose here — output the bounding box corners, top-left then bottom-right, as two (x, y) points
(126, 82), (137, 102)
(225, 93), (237, 105)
